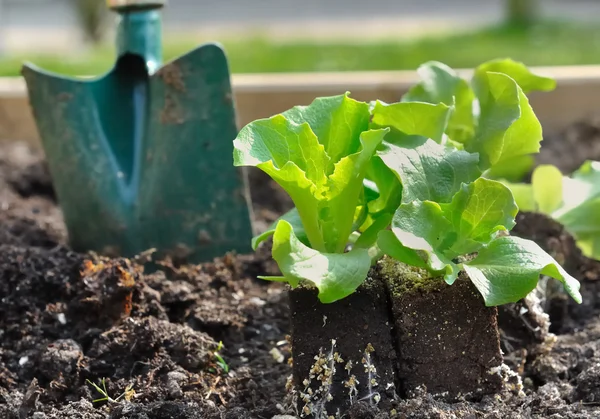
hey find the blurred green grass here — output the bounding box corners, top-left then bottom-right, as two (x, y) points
(12, 20), (600, 76)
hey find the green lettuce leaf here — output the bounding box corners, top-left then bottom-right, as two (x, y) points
(377, 136), (481, 204)
(484, 154), (534, 182)
(470, 71), (543, 169)
(532, 165), (563, 214)
(364, 155), (402, 217)
(370, 100), (452, 144)
(400, 59), (549, 172)
(281, 93), (370, 169)
(553, 161), (600, 259)
(264, 220), (372, 303)
(402, 61), (475, 143)
(378, 178), (517, 284)
(440, 178), (518, 256)
(502, 181), (536, 212)
(365, 99), (455, 218)
(501, 164), (563, 214)
(474, 59), (557, 94)
(251, 208), (307, 250)
(463, 236), (582, 306)
(234, 92), (388, 254)
(503, 162), (600, 261)
(377, 201), (459, 283)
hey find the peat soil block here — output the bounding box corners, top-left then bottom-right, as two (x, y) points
(380, 264), (504, 400)
(289, 278), (397, 416)
(2, 139), (600, 418)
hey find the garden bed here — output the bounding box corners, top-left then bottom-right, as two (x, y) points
(1, 116), (600, 419)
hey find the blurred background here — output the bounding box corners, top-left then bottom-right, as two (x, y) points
(0, 0), (600, 75)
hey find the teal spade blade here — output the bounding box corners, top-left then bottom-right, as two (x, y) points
(21, 4), (254, 262)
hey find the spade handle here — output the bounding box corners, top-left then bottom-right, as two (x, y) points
(107, 0), (166, 11)
(107, 0), (164, 73)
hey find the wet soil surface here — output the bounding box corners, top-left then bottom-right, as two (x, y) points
(1, 141), (600, 418)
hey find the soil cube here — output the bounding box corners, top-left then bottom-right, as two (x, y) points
(377, 257), (504, 400)
(289, 276), (397, 417)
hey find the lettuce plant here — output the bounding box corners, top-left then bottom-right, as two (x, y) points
(369, 59), (581, 306)
(233, 59), (582, 308)
(401, 58), (556, 181)
(506, 161), (600, 260)
(233, 93), (389, 303)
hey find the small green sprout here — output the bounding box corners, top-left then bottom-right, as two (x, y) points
(86, 378), (135, 404)
(211, 341), (229, 374)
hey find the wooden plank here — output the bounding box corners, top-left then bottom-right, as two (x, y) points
(1, 65), (600, 149)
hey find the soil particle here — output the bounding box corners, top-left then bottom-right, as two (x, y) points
(573, 362), (600, 403)
(38, 339), (84, 386)
(109, 401), (209, 419)
(530, 318), (600, 386)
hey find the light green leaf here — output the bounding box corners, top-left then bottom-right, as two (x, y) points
(532, 165), (563, 214)
(500, 164), (563, 215)
(403, 61), (476, 143)
(484, 154), (534, 182)
(321, 128), (389, 252)
(464, 236), (582, 306)
(474, 58), (557, 94)
(573, 233), (600, 261)
(378, 230), (429, 270)
(234, 93), (387, 254)
(377, 136), (481, 203)
(354, 213), (393, 249)
(234, 114), (328, 251)
(379, 178), (517, 284)
(233, 115), (329, 185)
(554, 161), (600, 230)
(502, 161), (600, 261)
(502, 181), (536, 212)
(364, 156), (402, 216)
(470, 72), (543, 169)
(251, 207), (307, 250)
(377, 201), (460, 284)
(552, 161), (600, 259)
(441, 178), (518, 256)
(282, 92), (370, 167)
(270, 220), (372, 303)
(370, 100), (452, 143)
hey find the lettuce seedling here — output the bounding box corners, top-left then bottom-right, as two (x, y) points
(402, 58), (556, 179)
(369, 64), (582, 307)
(233, 93), (389, 303)
(363, 58), (557, 224)
(507, 161), (600, 260)
(233, 60), (581, 308)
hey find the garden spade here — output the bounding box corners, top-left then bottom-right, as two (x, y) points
(21, 0), (254, 263)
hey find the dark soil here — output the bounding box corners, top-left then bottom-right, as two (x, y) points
(537, 119), (600, 174)
(1, 140), (600, 418)
(511, 212), (600, 335)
